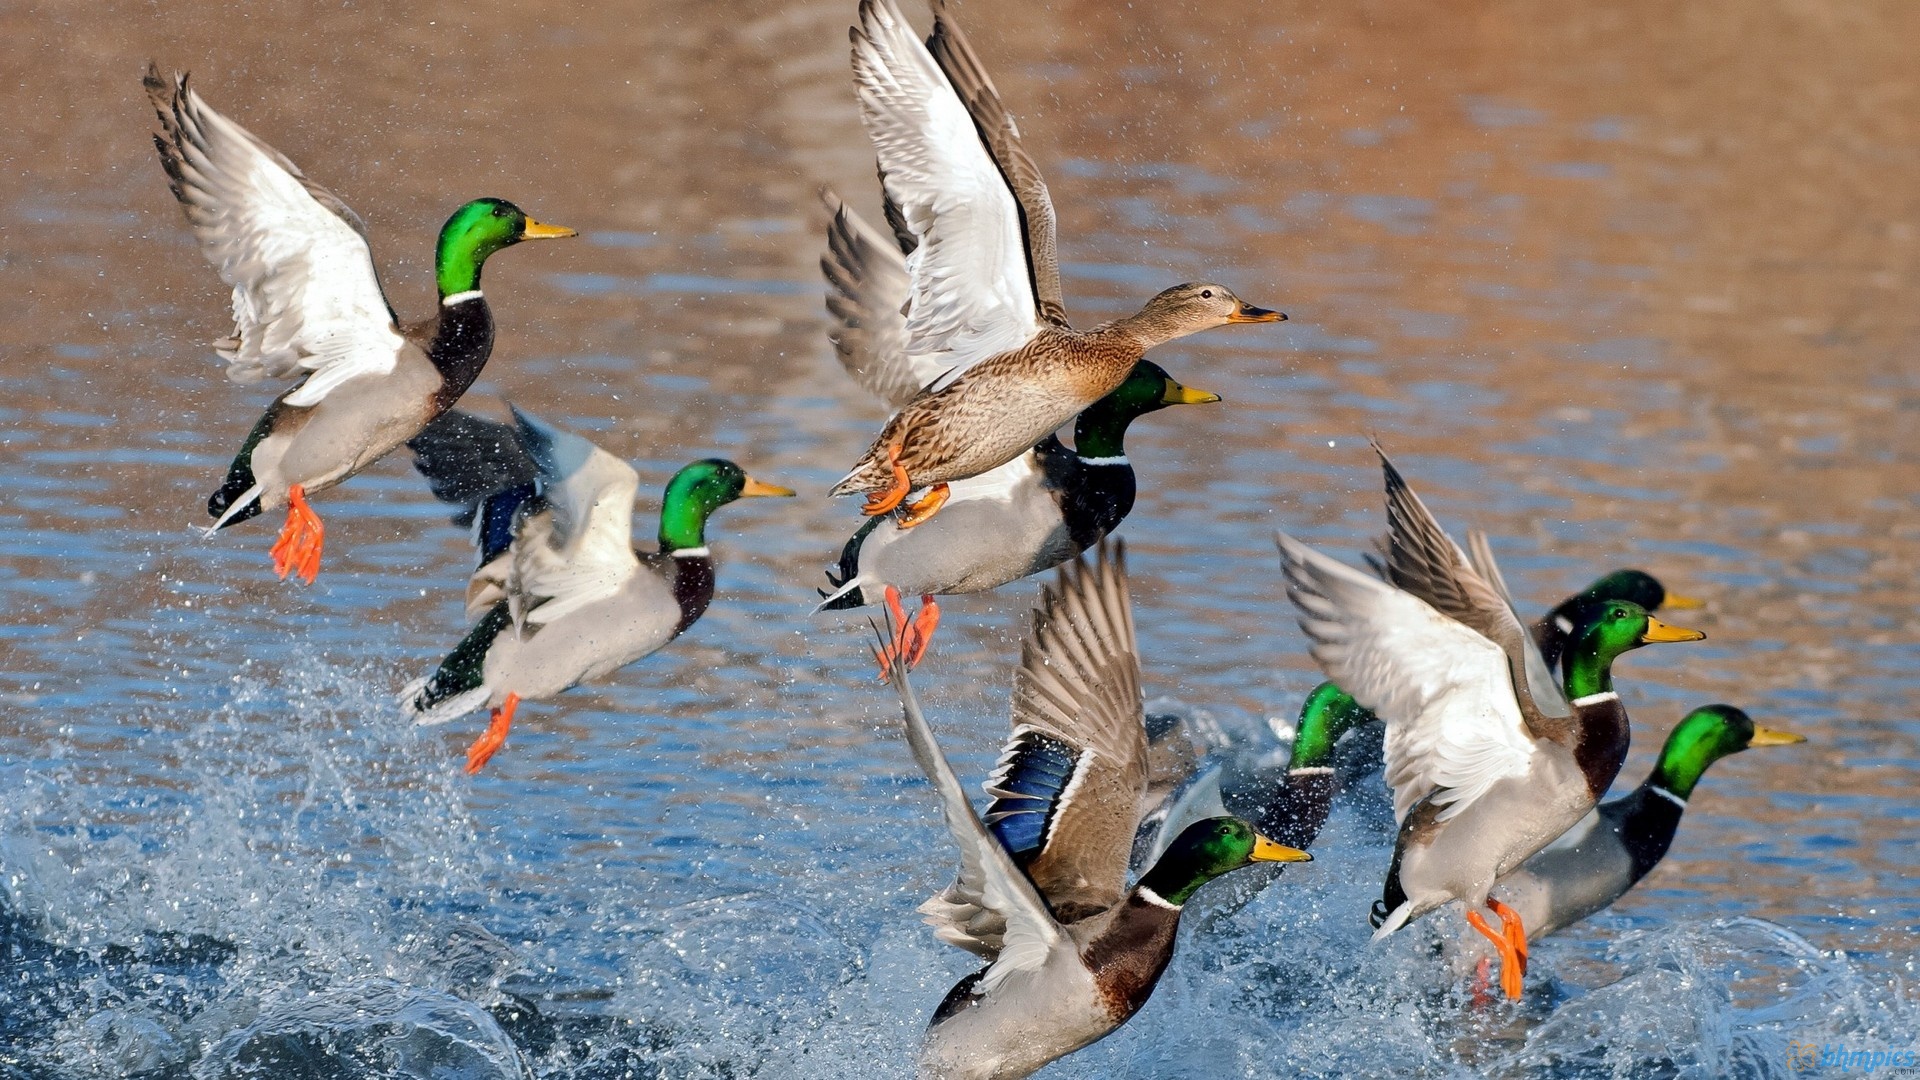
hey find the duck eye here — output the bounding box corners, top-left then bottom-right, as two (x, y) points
(492, 205), (510, 218)
(1200, 289), (1214, 299)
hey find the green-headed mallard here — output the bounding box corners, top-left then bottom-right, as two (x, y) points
(1275, 449), (1704, 1000)
(145, 66), (575, 584)
(1534, 569), (1702, 674)
(1451, 705), (1803, 974)
(401, 407), (792, 772)
(879, 540), (1309, 1079)
(828, 0), (1283, 531)
(815, 191), (1219, 670)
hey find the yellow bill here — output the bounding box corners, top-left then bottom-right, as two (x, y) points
(521, 218), (578, 239)
(1162, 379), (1223, 406)
(740, 476), (797, 498)
(1641, 615), (1706, 643)
(1251, 835), (1312, 863)
(1749, 726), (1807, 747)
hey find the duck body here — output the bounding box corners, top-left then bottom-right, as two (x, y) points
(821, 437), (1099, 606)
(208, 308), (479, 526)
(411, 552), (705, 722)
(921, 896), (1178, 1080)
(831, 326), (1148, 497)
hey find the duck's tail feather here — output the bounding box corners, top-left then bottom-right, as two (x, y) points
(402, 602), (512, 724)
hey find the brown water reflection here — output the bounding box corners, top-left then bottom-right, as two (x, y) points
(0, 0), (1916, 1069)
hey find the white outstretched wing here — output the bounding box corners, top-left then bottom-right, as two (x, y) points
(147, 66), (403, 408)
(850, 0), (1041, 391)
(1276, 532), (1536, 823)
(505, 408), (641, 630)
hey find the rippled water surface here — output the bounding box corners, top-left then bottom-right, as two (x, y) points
(3, 0), (1918, 1076)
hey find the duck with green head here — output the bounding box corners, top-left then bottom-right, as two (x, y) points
(1535, 569), (1702, 673)
(815, 193), (1219, 675)
(402, 407), (792, 773)
(883, 541), (1309, 1079)
(146, 66), (575, 584)
(1277, 447), (1705, 1001)
(1452, 705), (1804, 972)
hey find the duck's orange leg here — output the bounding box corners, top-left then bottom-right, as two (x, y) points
(1470, 955), (1493, 1008)
(873, 586), (942, 682)
(1487, 897), (1529, 992)
(896, 483), (951, 530)
(465, 692), (520, 775)
(1465, 907), (1524, 1002)
(268, 484), (326, 585)
(861, 442), (912, 517)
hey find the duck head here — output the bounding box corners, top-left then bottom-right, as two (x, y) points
(1649, 705), (1805, 800)
(1287, 681), (1379, 770)
(1135, 816), (1309, 907)
(658, 459), (795, 552)
(1120, 282), (1285, 348)
(1073, 360), (1221, 457)
(436, 197), (576, 298)
(1562, 599), (1705, 699)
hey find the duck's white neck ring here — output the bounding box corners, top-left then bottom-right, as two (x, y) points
(442, 290), (484, 307)
(670, 546), (710, 558)
(1571, 690), (1620, 708)
(1649, 785), (1688, 809)
(1136, 886), (1181, 911)
(1078, 454), (1129, 467)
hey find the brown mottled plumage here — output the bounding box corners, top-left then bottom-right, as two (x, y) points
(830, 286), (1282, 506)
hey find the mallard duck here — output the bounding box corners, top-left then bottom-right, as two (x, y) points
(878, 540), (1309, 1079)
(829, 0), (1283, 531)
(1275, 449), (1705, 1000)
(145, 66), (575, 584)
(1449, 705), (1803, 973)
(400, 407), (792, 773)
(1132, 682), (1377, 870)
(815, 192), (1219, 670)
(1534, 569), (1702, 673)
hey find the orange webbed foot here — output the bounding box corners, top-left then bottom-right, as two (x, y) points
(268, 484), (325, 585)
(895, 483), (950, 530)
(873, 587), (941, 682)
(1487, 896), (1529, 988)
(1465, 905), (1525, 1003)
(464, 692), (520, 775)
(861, 442), (911, 517)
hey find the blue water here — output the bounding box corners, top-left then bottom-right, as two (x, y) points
(4, 0), (1919, 1076)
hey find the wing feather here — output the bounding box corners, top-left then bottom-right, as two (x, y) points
(503, 408), (641, 630)
(1001, 539), (1145, 917)
(145, 66), (402, 407)
(819, 188), (950, 409)
(850, 0), (1040, 389)
(882, 625), (1067, 995)
(1276, 532), (1536, 823)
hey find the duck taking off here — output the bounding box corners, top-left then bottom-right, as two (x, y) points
(402, 407), (792, 773)
(1276, 447), (1705, 1000)
(829, 0), (1282, 532)
(878, 540), (1308, 1079)
(145, 66), (575, 583)
(815, 190), (1219, 675)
